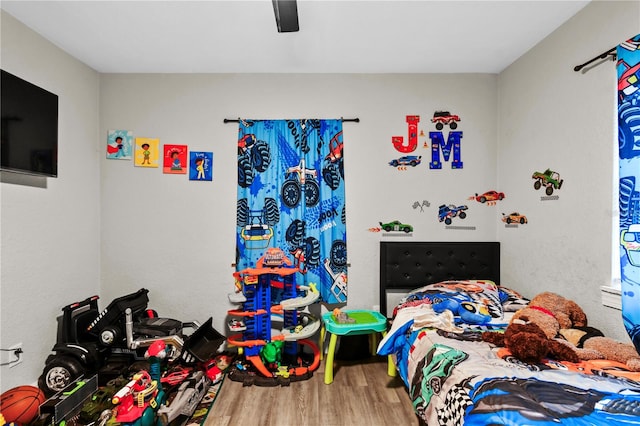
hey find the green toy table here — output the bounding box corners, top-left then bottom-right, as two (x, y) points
(320, 309), (395, 384)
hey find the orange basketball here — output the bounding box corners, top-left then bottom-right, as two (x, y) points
(0, 385), (45, 424)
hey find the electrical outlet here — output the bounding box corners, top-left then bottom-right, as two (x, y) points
(9, 342), (23, 367)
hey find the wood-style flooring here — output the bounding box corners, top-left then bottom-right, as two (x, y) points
(204, 356), (419, 426)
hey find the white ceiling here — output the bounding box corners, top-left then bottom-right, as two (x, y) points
(0, 0), (591, 74)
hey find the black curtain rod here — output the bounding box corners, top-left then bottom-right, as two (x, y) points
(574, 46), (617, 72)
(223, 117), (360, 123)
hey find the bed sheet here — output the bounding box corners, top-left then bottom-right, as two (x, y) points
(378, 305), (640, 425)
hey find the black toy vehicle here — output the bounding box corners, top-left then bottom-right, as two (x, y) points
(38, 288), (225, 396)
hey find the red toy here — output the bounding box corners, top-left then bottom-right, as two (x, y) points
(0, 385), (45, 424)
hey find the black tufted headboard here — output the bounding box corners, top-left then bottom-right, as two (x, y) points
(379, 241), (500, 318)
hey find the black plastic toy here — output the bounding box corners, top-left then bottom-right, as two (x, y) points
(38, 288), (224, 396)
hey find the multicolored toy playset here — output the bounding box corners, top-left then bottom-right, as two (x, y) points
(227, 248), (321, 386)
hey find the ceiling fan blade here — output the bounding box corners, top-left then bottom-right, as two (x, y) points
(272, 0), (299, 33)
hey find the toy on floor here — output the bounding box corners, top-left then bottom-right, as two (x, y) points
(0, 385), (45, 425)
(38, 288), (223, 397)
(227, 248), (321, 385)
(113, 340), (168, 426)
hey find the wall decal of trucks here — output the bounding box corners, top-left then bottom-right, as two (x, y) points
(431, 111), (461, 130)
(532, 169), (563, 196)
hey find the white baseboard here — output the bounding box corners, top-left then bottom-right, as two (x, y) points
(600, 285), (622, 310)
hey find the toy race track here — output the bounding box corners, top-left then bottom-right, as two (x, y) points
(227, 248), (321, 385)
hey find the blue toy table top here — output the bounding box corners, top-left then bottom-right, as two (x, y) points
(322, 310), (387, 335)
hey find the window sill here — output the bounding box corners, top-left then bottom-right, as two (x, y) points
(601, 285), (621, 310)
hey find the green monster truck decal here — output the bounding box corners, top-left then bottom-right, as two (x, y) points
(532, 169), (563, 196)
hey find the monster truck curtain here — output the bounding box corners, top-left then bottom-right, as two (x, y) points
(236, 119), (348, 304)
(617, 34), (640, 353)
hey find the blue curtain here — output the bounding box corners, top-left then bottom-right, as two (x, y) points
(236, 119), (348, 304)
(617, 34), (640, 352)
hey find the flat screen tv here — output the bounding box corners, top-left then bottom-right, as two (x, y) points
(1, 69), (58, 177)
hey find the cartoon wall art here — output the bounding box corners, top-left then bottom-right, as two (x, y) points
(134, 137), (159, 168)
(470, 190), (506, 205)
(501, 212), (528, 226)
(379, 220), (414, 234)
(429, 110), (463, 169)
(420, 130), (429, 148)
(388, 155), (422, 170)
(438, 204), (468, 225)
(412, 200), (431, 212)
(163, 144), (188, 174)
(106, 129), (133, 160)
(532, 168), (563, 199)
(391, 115), (420, 153)
(189, 151), (213, 181)
(431, 111), (460, 130)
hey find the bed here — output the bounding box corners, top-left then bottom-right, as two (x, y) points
(377, 241), (640, 425)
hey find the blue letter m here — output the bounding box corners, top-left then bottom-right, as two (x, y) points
(429, 131), (463, 169)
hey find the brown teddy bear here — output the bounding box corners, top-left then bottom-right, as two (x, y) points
(483, 291), (640, 370)
(482, 309), (581, 363)
(529, 291), (587, 329)
(559, 326), (640, 371)
(482, 305), (584, 363)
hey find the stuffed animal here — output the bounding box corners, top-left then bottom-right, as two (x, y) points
(559, 326), (640, 371)
(482, 313), (580, 363)
(482, 305), (582, 363)
(483, 291), (640, 370)
(528, 291), (587, 329)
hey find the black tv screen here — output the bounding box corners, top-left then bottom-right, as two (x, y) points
(1, 69), (58, 177)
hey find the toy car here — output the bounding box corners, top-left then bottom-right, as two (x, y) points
(161, 366), (193, 387)
(38, 288), (225, 396)
(438, 204), (468, 225)
(203, 359), (224, 384)
(379, 220), (413, 233)
(502, 212), (528, 224)
(228, 318), (246, 332)
(389, 155), (422, 167)
(475, 190), (505, 203)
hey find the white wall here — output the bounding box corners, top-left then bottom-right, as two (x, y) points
(1, 0), (637, 389)
(0, 11), (101, 390)
(99, 73), (498, 329)
(497, 0), (640, 342)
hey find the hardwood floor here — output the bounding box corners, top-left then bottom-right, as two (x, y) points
(204, 356), (419, 426)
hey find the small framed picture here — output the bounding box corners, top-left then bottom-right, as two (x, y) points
(134, 137), (160, 168)
(106, 130), (133, 160)
(189, 151), (213, 181)
(163, 144), (188, 174)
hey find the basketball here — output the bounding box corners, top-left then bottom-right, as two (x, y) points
(0, 385), (45, 424)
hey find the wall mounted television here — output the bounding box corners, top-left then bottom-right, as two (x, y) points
(1, 69), (58, 177)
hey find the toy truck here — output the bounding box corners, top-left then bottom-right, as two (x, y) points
(38, 289), (225, 396)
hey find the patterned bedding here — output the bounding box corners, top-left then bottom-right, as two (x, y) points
(377, 281), (640, 425)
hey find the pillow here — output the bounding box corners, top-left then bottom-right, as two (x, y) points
(499, 286), (530, 312)
(397, 280), (504, 323)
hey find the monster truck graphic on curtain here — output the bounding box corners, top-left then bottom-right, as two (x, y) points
(618, 34), (640, 353)
(236, 119), (348, 304)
